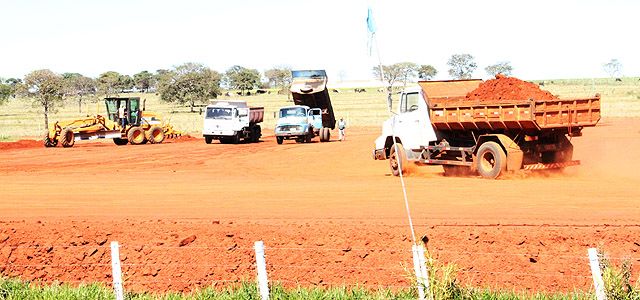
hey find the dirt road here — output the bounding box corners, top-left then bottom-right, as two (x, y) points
(1, 118), (639, 293)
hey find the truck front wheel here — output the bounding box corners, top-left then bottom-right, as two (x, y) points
(476, 142), (506, 179)
(276, 136), (284, 145)
(389, 143), (408, 176)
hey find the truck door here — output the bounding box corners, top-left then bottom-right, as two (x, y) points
(393, 91), (437, 151)
(309, 108), (323, 130)
(129, 99), (141, 125)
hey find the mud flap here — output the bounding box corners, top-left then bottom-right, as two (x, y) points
(477, 134), (523, 171)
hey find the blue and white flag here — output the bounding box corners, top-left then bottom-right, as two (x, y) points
(366, 7), (376, 55)
(366, 7), (376, 34)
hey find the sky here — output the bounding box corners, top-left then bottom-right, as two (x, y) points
(1, 0), (638, 82)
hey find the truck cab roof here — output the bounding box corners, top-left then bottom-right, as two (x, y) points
(279, 105), (310, 110)
(207, 100), (248, 108)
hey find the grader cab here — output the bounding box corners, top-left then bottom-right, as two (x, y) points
(45, 97), (181, 148)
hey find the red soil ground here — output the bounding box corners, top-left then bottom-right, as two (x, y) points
(1, 118), (640, 294)
(466, 74), (558, 101)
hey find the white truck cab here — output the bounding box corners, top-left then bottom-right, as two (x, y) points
(374, 87), (437, 161)
(203, 100), (263, 144)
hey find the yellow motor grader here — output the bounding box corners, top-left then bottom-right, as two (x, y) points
(44, 97), (181, 147)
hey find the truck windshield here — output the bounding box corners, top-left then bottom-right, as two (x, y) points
(280, 107), (306, 118)
(206, 107), (233, 120)
(291, 70), (326, 79)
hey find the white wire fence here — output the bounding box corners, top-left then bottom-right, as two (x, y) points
(2, 238), (639, 299)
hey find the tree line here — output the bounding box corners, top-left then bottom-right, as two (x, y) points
(0, 56), (625, 132)
(0, 64), (294, 130)
(373, 54), (514, 92)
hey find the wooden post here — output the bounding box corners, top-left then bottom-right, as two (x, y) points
(588, 248), (607, 300)
(110, 241), (124, 300)
(254, 241), (269, 300)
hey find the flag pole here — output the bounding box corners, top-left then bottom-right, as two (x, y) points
(374, 33), (385, 85)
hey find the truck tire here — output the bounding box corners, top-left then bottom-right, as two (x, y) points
(44, 135), (58, 147)
(320, 127), (330, 142)
(476, 142), (507, 179)
(127, 126), (146, 145)
(205, 136), (213, 144)
(251, 126), (261, 143)
(60, 128), (75, 148)
(389, 143), (408, 176)
(113, 138), (128, 146)
(276, 136), (283, 145)
(146, 126), (165, 144)
(231, 133), (240, 144)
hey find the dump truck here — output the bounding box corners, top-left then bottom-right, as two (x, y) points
(202, 100), (264, 144)
(275, 70), (335, 144)
(373, 79), (601, 179)
(44, 97), (181, 147)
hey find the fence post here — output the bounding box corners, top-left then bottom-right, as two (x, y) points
(588, 248), (607, 300)
(416, 245), (433, 300)
(254, 241), (269, 300)
(412, 245), (426, 300)
(110, 241), (124, 300)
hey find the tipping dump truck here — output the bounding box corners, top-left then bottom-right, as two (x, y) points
(275, 70), (336, 144)
(373, 77), (601, 179)
(44, 97), (181, 148)
(202, 100), (264, 144)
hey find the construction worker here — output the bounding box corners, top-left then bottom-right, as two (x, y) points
(338, 117), (346, 141)
(118, 103), (127, 127)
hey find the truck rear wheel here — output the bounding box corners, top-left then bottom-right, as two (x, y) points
(251, 126), (261, 143)
(389, 143), (408, 176)
(476, 142), (506, 179)
(205, 136), (213, 144)
(60, 128), (75, 148)
(320, 128), (330, 142)
(127, 126), (146, 145)
(276, 136), (283, 145)
(146, 126), (165, 144)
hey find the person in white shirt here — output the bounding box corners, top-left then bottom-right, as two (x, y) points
(118, 103), (127, 127)
(338, 117), (346, 141)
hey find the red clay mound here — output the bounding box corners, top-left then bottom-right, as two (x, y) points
(466, 74), (558, 101)
(0, 139), (41, 150)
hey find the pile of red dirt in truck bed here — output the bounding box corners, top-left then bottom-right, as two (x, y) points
(466, 74), (558, 102)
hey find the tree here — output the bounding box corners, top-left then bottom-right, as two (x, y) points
(19, 69), (66, 131)
(0, 82), (11, 105)
(5, 78), (22, 87)
(157, 62), (221, 112)
(372, 62), (418, 91)
(264, 66), (292, 92)
(603, 59), (622, 78)
(0, 78), (21, 104)
(484, 61), (513, 77)
(62, 73), (97, 113)
(447, 54), (477, 79)
(224, 65), (261, 95)
(97, 71), (122, 97)
(417, 65), (438, 80)
(133, 71), (156, 92)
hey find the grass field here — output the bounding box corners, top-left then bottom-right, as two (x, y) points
(1, 77), (638, 141)
(0, 278), (599, 300)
